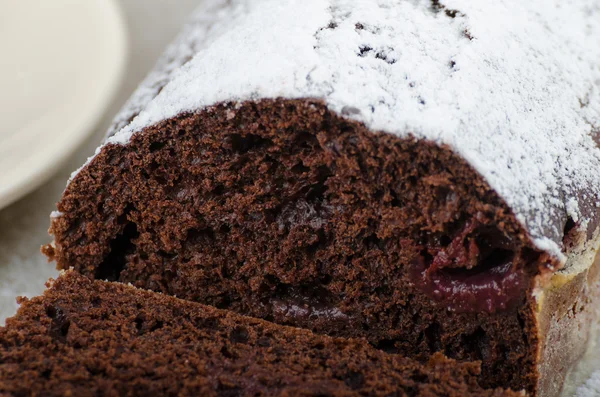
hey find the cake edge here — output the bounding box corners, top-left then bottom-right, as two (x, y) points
(534, 231), (600, 397)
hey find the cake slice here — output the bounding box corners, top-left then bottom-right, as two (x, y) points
(45, 1), (600, 395)
(0, 271), (516, 397)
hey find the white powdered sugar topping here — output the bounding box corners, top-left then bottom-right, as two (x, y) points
(576, 371), (600, 397)
(104, 0), (238, 139)
(96, 0), (600, 260)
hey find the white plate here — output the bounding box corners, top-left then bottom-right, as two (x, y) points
(0, 0), (127, 210)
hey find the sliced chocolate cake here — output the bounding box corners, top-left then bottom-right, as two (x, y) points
(0, 271), (517, 397)
(45, 1), (600, 396)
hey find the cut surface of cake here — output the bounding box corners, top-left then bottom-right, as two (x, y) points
(0, 271), (517, 397)
(45, 1), (600, 396)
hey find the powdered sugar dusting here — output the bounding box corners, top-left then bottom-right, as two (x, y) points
(577, 372), (600, 397)
(97, 0), (600, 260)
(104, 0), (238, 139)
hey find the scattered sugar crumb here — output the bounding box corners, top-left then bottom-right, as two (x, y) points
(50, 211), (63, 219)
(566, 199), (581, 224)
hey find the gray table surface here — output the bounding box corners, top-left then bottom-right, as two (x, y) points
(0, 1), (597, 395)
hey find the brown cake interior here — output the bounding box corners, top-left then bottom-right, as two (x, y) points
(48, 99), (556, 393)
(0, 272), (517, 397)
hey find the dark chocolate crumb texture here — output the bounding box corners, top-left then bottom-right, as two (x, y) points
(45, 1), (600, 396)
(0, 272), (518, 397)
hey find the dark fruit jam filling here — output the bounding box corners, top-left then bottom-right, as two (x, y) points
(411, 217), (525, 313)
(413, 257), (524, 313)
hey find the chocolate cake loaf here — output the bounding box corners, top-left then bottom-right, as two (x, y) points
(0, 271), (517, 397)
(45, 1), (600, 396)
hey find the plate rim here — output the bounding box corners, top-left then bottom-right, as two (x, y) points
(0, 0), (128, 211)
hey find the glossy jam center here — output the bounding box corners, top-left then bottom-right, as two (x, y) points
(413, 259), (524, 313)
(412, 218), (524, 313)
